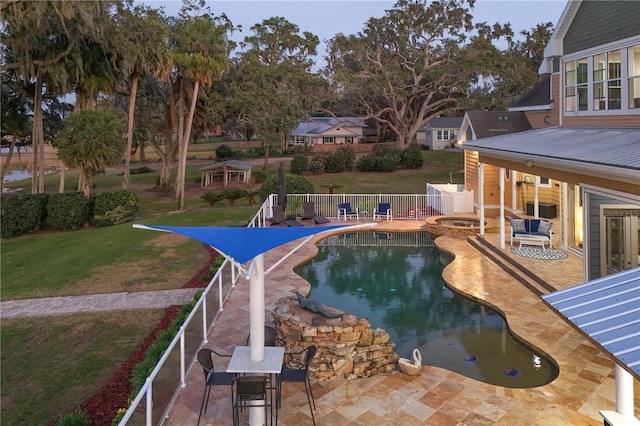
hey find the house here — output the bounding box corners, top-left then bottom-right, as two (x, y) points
(199, 160), (252, 188)
(417, 116), (463, 150)
(288, 117), (368, 147)
(459, 1), (640, 422)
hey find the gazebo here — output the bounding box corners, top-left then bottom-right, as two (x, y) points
(200, 160), (253, 188)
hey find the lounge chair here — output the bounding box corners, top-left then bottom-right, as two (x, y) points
(301, 202), (330, 224)
(373, 202), (392, 222)
(337, 202), (359, 221)
(268, 205), (303, 227)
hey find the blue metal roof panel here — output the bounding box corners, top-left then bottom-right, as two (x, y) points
(542, 267), (640, 379)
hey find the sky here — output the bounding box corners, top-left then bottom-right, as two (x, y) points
(59, 0), (568, 110)
(143, 0), (569, 58)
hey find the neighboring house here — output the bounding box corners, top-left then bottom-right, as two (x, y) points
(288, 117), (368, 147)
(417, 117), (463, 150)
(459, 1), (640, 420)
(199, 160), (252, 188)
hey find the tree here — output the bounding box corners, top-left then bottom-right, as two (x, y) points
(325, 0), (511, 148)
(1, 0), (113, 193)
(230, 17), (323, 169)
(113, 3), (170, 189)
(55, 109), (125, 197)
(0, 68), (30, 188)
(170, 0), (233, 210)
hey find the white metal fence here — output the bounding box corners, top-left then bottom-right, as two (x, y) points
(120, 189), (465, 425)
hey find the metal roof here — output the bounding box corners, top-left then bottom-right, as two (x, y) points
(199, 160), (253, 171)
(542, 267), (640, 380)
(461, 126), (640, 171)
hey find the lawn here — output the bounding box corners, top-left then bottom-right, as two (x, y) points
(0, 148), (464, 424)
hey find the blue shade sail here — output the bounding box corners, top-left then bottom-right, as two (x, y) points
(134, 224), (354, 264)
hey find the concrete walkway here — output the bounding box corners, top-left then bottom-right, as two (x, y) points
(0, 288), (200, 318)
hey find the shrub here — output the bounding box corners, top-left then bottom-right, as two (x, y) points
(47, 192), (89, 231)
(0, 193), (49, 238)
(401, 144), (424, 169)
(200, 192), (225, 206)
(57, 410), (91, 426)
(290, 154), (309, 175)
(220, 188), (248, 206)
(258, 173), (314, 202)
(129, 166), (154, 175)
(252, 170), (267, 183)
(335, 145), (356, 171)
(376, 152), (401, 172)
(215, 144), (236, 160)
(93, 189), (140, 227)
(355, 155), (377, 172)
(309, 159), (325, 174)
(322, 152), (345, 173)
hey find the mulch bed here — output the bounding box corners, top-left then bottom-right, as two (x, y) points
(64, 244), (219, 426)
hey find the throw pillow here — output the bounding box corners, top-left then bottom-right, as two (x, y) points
(537, 220), (552, 236)
(510, 218), (525, 233)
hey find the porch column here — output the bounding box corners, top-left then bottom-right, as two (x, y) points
(478, 162), (485, 235)
(249, 253), (265, 361)
(615, 364), (634, 416)
(499, 167), (505, 250)
(533, 176), (540, 218)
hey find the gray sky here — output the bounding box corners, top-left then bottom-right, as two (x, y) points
(144, 0), (568, 63)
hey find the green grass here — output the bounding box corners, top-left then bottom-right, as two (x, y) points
(0, 310), (164, 426)
(0, 148), (463, 424)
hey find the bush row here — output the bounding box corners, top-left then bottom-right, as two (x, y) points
(290, 145), (356, 175)
(1, 189), (140, 239)
(215, 144), (311, 161)
(356, 145), (424, 172)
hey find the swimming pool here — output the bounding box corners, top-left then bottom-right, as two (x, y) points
(294, 231), (558, 388)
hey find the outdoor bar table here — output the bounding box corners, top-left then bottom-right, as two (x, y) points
(227, 345), (285, 426)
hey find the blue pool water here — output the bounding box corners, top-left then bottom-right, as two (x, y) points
(294, 231), (558, 388)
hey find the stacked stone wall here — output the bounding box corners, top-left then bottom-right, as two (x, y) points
(272, 296), (398, 381)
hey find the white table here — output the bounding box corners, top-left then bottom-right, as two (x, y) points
(227, 346), (284, 426)
(514, 234), (550, 249)
(227, 346), (285, 374)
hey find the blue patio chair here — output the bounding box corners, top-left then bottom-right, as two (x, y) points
(373, 202), (392, 222)
(337, 202), (359, 221)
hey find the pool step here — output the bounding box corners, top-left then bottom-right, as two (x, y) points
(467, 235), (556, 296)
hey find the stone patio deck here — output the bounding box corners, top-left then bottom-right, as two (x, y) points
(165, 220), (640, 426)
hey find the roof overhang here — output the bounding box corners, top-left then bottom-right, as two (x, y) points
(461, 127), (640, 186)
(542, 267), (640, 380)
(508, 104), (553, 112)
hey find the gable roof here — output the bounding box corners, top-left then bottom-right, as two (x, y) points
(464, 111), (531, 139)
(199, 160), (253, 172)
(427, 117), (464, 129)
(461, 126), (640, 184)
(563, 0), (640, 54)
(291, 117), (367, 136)
(509, 75), (552, 111)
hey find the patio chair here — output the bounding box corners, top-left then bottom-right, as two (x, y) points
(337, 202), (359, 221)
(277, 345), (317, 425)
(268, 205), (302, 227)
(246, 325), (280, 347)
(301, 202), (330, 224)
(232, 375), (274, 426)
(373, 202), (392, 222)
(197, 348), (235, 426)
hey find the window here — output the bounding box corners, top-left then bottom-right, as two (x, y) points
(323, 137), (335, 144)
(629, 45), (640, 108)
(436, 130), (456, 140)
(345, 136), (354, 144)
(565, 45), (638, 113)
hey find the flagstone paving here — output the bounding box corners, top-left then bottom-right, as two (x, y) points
(166, 220), (640, 426)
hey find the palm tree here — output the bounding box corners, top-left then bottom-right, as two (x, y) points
(55, 110), (125, 197)
(171, 3), (233, 209)
(114, 4), (170, 189)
